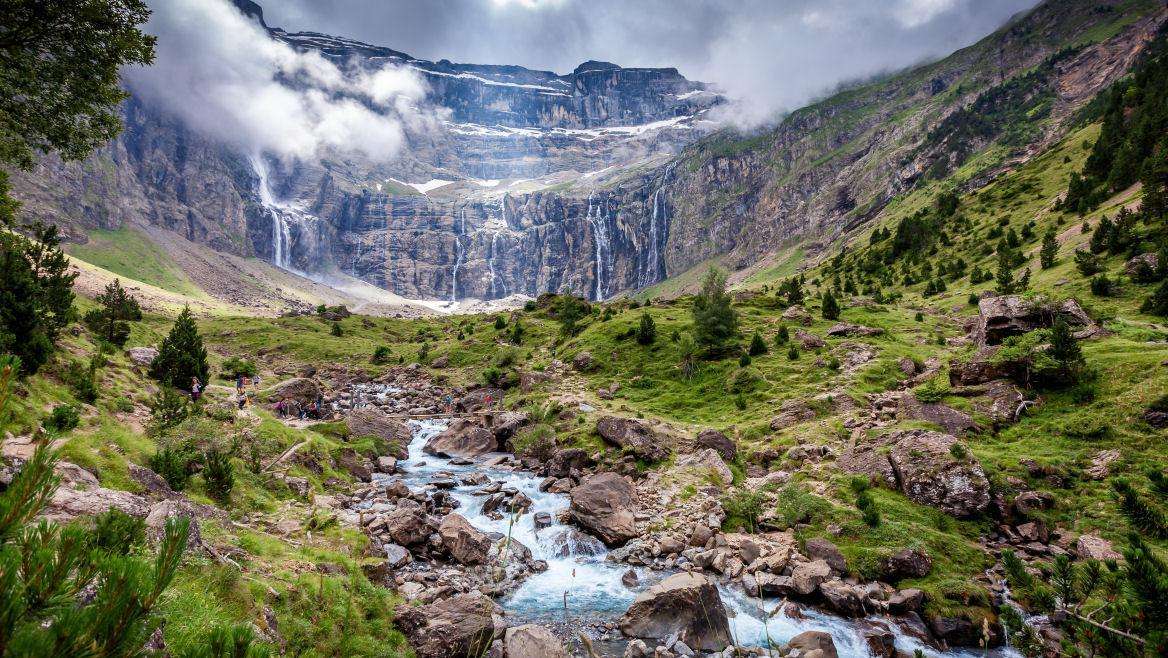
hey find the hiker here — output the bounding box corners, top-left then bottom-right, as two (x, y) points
(444, 394), (453, 414)
(237, 393), (246, 410)
(485, 393), (493, 409)
(274, 399), (285, 418)
(190, 377), (202, 402)
(253, 374), (262, 390)
(235, 375), (244, 395)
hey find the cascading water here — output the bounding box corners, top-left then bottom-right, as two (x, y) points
(250, 153), (309, 272)
(639, 165), (674, 289)
(587, 194), (613, 301)
(384, 418), (1015, 657)
(449, 208), (466, 305)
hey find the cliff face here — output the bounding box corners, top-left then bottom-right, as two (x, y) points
(8, 0), (1165, 305)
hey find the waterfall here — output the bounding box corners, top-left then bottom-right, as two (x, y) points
(639, 166), (674, 289)
(489, 231), (506, 299)
(450, 208), (466, 304)
(249, 153), (307, 272)
(587, 193), (612, 301)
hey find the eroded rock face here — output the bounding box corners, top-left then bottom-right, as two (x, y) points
(887, 430), (990, 518)
(595, 416), (670, 462)
(394, 593), (499, 658)
(972, 295), (1092, 346)
(425, 418), (497, 457)
(439, 513), (493, 565)
(618, 572), (732, 652)
(569, 472), (638, 546)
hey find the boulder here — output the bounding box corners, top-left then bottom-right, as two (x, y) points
(270, 378), (321, 405)
(125, 346), (159, 367)
(694, 429), (737, 462)
(425, 418), (498, 457)
(572, 351), (595, 371)
(546, 448), (592, 478)
(887, 588), (924, 614)
(769, 399), (816, 431)
(395, 593), (499, 658)
(804, 538), (847, 573)
(44, 483), (149, 523)
(503, 624), (568, 658)
(569, 473), (638, 546)
(439, 513), (493, 565)
(347, 408), (412, 458)
(786, 630), (838, 658)
(487, 410), (529, 442)
(819, 579), (866, 617)
(896, 394), (980, 436)
(677, 449), (734, 486)
(335, 448), (372, 482)
(457, 388), (504, 413)
(972, 295), (1091, 346)
(794, 329), (826, 350)
(618, 572), (732, 652)
(790, 559), (832, 596)
(826, 323), (883, 337)
(1124, 252), (1159, 277)
(383, 543), (411, 569)
(886, 430), (990, 517)
(781, 306), (813, 326)
(144, 499), (202, 546)
(1075, 534), (1122, 561)
(383, 507), (431, 547)
(595, 416), (670, 462)
(881, 548), (932, 581)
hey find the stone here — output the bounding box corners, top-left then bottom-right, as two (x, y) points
(781, 306), (813, 326)
(794, 329), (825, 350)
(896, 394), (980, 436)
(547, 448), (592, 478)
(270, 378), (321, 405)
(572, 351), (595, 371)
(886, 429), (990, 517)
(425, 418), (498, 457)
(503, 624), (569, 658)
(384, 543), (411, 569)
(881, 548), (932, 581)
(376, 456), (398, 473)
(786, 630), (838, 658)
(618, 572), (732, 652)
(1075, 534), (1122, 561)
(1013, 491), (1054, 517)
(819, 579), (866, 617)
(694, 429), (737, 462)
(1124, 252), (1159, 277)
(347, 408), (412, 458)
(335, 448), (372, 481)
(439, 513), (493, 565)
(383, 507), (431, 547)
(973, 295), (1091, 346)
(284, 475), (310, 497)
(596, 416), (670, 462)
(804, 538), (847, 573)
(677, 449), (734, 486)
(789, 560), (832, 596)
(887, 588), (924, 614)
(769, 399), (816, 431)
(43, 483), (149, 524)
(457, 388), (505, 413)
(826, 322), (883, 337)
(622, 569), (639, 588)
(144, 499), (202, 546)
(1085, 449), (1120, 480)
(394, 593), (499, 658)
(487, 410), (529, 442)
(569, 473), (638, 546)
(125, 346), (159, 367)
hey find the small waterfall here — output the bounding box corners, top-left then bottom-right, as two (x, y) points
(250, 153), (307, 272)
(450, 207), (466, 304)
(489, 231), (506, 299)
(587, 193), (612, 301)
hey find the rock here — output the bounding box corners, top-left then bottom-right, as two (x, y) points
(533, 512), (554, 529)
(898, 357), (919, 376)
(769, 399), (816, 431)
(595, 416), (670, 462)
(335, 448), (372, 481)
(376, 456), (398, 473)
(547, 448), (592, 478)
(973, 295), (1091, 346)
(43, 483), (149, 523)
(618, 572), (732, 652)
(572, 351), (595, 371)
(859, 622), (896, 658)
(488, 410), (529, 442)
(383, 543), (411, 569)
(677, 449), (734, 486)
(886, 429), (990, 517)
(836, 443), (897, 487)
(569, 473), (638, 546)
(1124, 252), (1159, 277)
(1013, 491), (1054, 517)
(503, 624), (568, 658)
(781, 306), (813, 326)
(425, 418), (498, 457)
(430, 355), (449, 368)
(128, 463), (174, 499)
(826, 323), (883, 337)
(790, 560), (832, 596)
(383, 507), (431, 547)
(981, 379), (1026, 424)
(786, 630), (838, 658)
(694, 429), (737, 462)
(270, 378), (321, 405)
(1075, 534), (1122, 561)
(804, 538), (847, 573)
(794, 329), (825, 350)
(457, 388), (504, 413)
(896, 394), (980, 436)
(144, 499), (202, 546)
(622, 569), (639, 587)
(887, 588), (924, 614)
(347, 408), (412, 458)
(439, 513), (493, 565)
(125, 346), (159, 367)
(881, 548), (932, 581)
(395, 593), (498, 658)
(1085, 449), (1121, 480)
(819, 579), (866, 617)
(284, 475), (310, 497)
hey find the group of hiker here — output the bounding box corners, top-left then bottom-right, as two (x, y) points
(274, 396), (327, 420)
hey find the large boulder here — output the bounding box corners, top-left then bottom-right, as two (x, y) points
(972, 295), (1091, 346)
(896, 394), (980, 436)
(457, 387), (504, 412)
(347, 408), (411, 458)
(677, 449), (734, 486)
(887, 430), (989, 517)
(786, 630), (838, 658)
(439, 513), (493, 565)
(618, 572), (732, 652)
(125, 346), (159, 367)
(569, 473), (638, 546)
(595, 416), (670, 462)
(503, 624), (569, 658)
(546, 448), (592, 478)
(383, 507), (431, 547)
(270, 378), (321, 404)
(695, 429), (737, 462)
(781, 306), (813, 326)
(395, 593), (499, 658)
(826, 323), (883, 337)
(425, 418), (497, 457)
(487, 410), (529, 443)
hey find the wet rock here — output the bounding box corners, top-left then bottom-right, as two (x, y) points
(376, 456), (398, 473)
(881, 548), (932, 581)
(819, 579), (866, 617)
(425, 418), (498, 457)
(503, 624), (568, 658)
(533, 512), (554, 530)
(694, 429), (737, 462)
(622, 569), (639, 588)
(786, 630), (838, 658)
(618, 572), (732, 652)
(439, 513), (493, 565)
(395, 593), (499, 658)
(858, 621), (896, 658)
(569, 472), (638, 546)
(595, 416), (670, 462)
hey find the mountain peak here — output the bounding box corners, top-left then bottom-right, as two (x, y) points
(573, 60), (621, 75)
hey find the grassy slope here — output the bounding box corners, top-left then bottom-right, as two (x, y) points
(65, 228), (206, 299)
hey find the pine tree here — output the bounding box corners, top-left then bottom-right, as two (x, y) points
(995, 249), (1016, 294)
(635, 312), (656, 345)
(748, 332), (768, 356)
(774, 325), (789, 346)
(84, 278), (142, 347)
(1143, 279), (1168, 317)
(1090, 215), (1113, 254)
(150, 306), (209, 389)
(509, 318), (525, 344)
(1049, 317), (1085, 375)
(821, 290), (841, 320)
(691, 267), (738, 354)
(0, 224), (78, 375)
(1040, 229), (1059, 269)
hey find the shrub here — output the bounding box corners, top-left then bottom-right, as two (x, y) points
(734, 393), (747, 411)
(203, 446), (235, 504)
(773, 484), (831, 528)
(691, 267), (738, 354)
(149, 445), (192, 491)
(913, 376), (950, 403)
(726, 367), (759, 394)
(1074, 249), (1103, 276)
(748, 332), (767, 356)
(635, 313), (656, 345)
(1143, 278), (1168, 317)
(738, 353), (752, 367)
(329, 322), (343, 337)
(481, 366), (504, 388)
(722, 489), (767, 533)
(148, 387), (189, 434)
(787, 346), (799, 360)
(512, 425), (556, 461)
(1089, 274), (1114, 296)
(43, 404), (80, 433)
(64, 359), (98, 404)
(856, 489), (881, 527)
(774, 325), (789, 346)
(821, 291), (840, 320)
(494, 315), (506, 330)
(92, 507), (146, 554)
(371, 345), (392, 364)
(220, 356), (257, 379)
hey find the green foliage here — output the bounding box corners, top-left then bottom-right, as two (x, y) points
(635, 313), (656, 346)
(329, 322), (343, 337)
(493, 315), (506, 330)
(691, 267), (738, 354)
(1074, 249), (1104, 276)
(775, 276), (804, 307)
(787, 345), (799, 360)
(774, 325), (789, 346)
(1114, 478), (1168, 539)
(202, 447), (235, 505)
(0, 225), (78, 375)
(555, 296), (590, 337)
(175, 625), (271, 658)
(150, 307), (209, 389)
(149, 445), (193, 492)
(821, 291), (840, 320)
(42, 404), (80, 434)
(913, 376), (951, 403)
(82, 279), (141, 347)
(748, 332), (767, 356)
(773, 484), (831, 529)
(856, 489), (881, 527)
(509, 318), (525, 345)
(370, 345), (392, 365)
(1040, 228), (1059, 269)
(219, 357), (257, 380)
(722, 489), (767, 533)
(1090, 274), (1115, 297)
(63, 359), (98, 404)
(148, 387), (190, 435)
(1143, 278), (1168, 317)
(91, 508), (145, 555)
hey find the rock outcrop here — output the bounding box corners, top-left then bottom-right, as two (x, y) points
(618, 572), (732, 652)
(595, 416), (670, 462)
(394, 593), (499, 658)
(569, 472), (638, 546)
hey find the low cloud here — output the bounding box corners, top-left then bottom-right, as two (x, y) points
(128, 0), (437, 162)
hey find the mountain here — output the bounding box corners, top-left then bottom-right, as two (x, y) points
(8, 0), (1167, 309)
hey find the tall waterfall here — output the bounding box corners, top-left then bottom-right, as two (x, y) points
(250, 154), (308, 272)
(450, 208), (466, 304)
(587, 193), (612, 301)
(640, 166), (673, 288)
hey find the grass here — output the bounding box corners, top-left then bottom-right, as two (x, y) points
(66, 228), (205, 298)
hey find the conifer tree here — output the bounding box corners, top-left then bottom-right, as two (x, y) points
(1040, 228), (1059, 269)
(0, 224), (78, 374)
(84, 278), (142, 346)
(1143, 278), (1168, 317)
(149, 306), (209, 389)
(635, 312), (656, 345)
(749, 332), (768, 356)
(691, 267), (738, 354)
(995, 249), (1017, 294)
(821, 290), (840, 320)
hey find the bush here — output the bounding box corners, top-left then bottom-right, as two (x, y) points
(821, 291), (840, 320)
(748, 332), (767, 356)
(913, 376), (950, 403)
(64, 359), (98, 404)
(773, 484), (831, 528)
(856, 489), (881, 527)
(1074, 250), (1103, 276)
(203, 446), (235, 504)
(635, 312), (656, 345)
(92, 507), (146, 554)
(1143, 278), (1168, 317)
(371, 345), (392, 364)
(734, 393), (747, 411)
(787, 346), (799, 360)
(481, 366), (504, 388)
(691, 267), (738, 353)
(494, 315), (506, 330)
(148, 445), (192, 491)
(220, 356), (257, 380)
(148, 387), (189, 434)
(1089, 274), (1114, 296)
(330, 322), (343, 337)
(722, 489), (766, 533)
(726, 367), (760, 394)
(774, 325), (789, 346)
(511, 425), (556, 461)
(738, 353), (752, 367)
(43, 404), (80, 433)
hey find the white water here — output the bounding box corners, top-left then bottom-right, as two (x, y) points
(250, 154), (311, 272)
(587, 194), (612, 301)
(387, 419), (1018, 657)
(450, 209), (466, 304)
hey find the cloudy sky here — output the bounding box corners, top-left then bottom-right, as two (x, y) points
(259, 0), (1041, 122)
